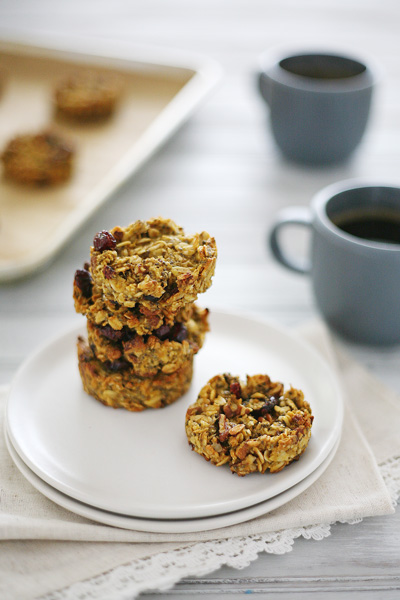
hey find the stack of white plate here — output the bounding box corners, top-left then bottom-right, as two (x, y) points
(5, 310), (343, 534)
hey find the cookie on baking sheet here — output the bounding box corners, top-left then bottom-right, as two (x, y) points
(73, 265), (201, 336)
(89, 218), (217, 315)
(1, 130), (74, 186)
(77, 337), (193, 411)
(86, 304), (209, 377)
(54, 71), (121, 121)
(185, 373), (314, 476)
(0, 69), (6, 97)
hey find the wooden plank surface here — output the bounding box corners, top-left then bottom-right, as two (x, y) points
(0, 0), (400, 598)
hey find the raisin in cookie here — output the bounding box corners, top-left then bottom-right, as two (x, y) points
(89, 218), (217, 315)
(185, 373), (313, 476)
(78, 337), (193, 411)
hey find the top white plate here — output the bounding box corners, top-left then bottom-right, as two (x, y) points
(5, 309), (343, 519)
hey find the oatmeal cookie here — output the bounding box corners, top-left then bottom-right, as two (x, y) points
(1, 131), (74, 185)
(73, 265), (198, 335)
(86, 304), (209, 376)
(0, 70), (6, 96)
(55, 71), (121, 121)
(185, 373), (314, 476)
(89, 218), (217, 314)
(77, 337), (193, 411)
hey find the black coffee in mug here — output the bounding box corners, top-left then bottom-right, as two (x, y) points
(332, 208), (400, 244)
(279, 54), (366, 80)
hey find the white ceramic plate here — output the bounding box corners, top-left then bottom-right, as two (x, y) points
(5, 428), (340, 533)
(5, 310), (343, 520)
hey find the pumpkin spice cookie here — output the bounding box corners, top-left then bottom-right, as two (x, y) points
(86, 304), (209, 377)
(89, 218), (217, 316)
(185, 373), (314, 476)
(54, 71), (121, 121)
(1, 130), (74, 186)
(0, 69), (6, 97)
(73, 265), (199, 336)
(77, 337), (193, 411)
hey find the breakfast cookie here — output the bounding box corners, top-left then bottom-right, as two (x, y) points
(54, 71), (121, 121)
(86, 304), (209, 376)
(73, 265), (198, 335)
(89, 218), (217, 315)
(77, 337), (193, 411)
(185, 373), (313, 476)
(1, 131), (74, 185)
(0, 70), (6, 96)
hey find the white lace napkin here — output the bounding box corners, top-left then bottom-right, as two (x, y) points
(0, 320), (399, 600)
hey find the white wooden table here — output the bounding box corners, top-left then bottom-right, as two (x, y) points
(1, 1), (400, 598)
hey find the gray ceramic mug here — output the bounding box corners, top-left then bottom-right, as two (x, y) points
(258, 48), (376, 165)
(269, 180), (400, 345)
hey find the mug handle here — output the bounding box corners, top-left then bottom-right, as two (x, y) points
(269, 207), (312, 274)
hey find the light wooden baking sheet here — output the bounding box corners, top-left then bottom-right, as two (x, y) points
(0, 36), (221, 281)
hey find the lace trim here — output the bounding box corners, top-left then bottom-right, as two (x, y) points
(42, 456), (400, 600)
(379, 455), (400, 507)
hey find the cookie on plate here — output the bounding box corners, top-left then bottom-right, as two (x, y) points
(89, 218), (217, 316)
(86, 304), (209, 377)
(1, 131), (74, 186)
(77, 337), (193, 411)
(54, 71), (121, 121)
(185, 373), (314, 476)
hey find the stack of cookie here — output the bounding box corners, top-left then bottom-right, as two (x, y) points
(73, 217), (217, 411)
